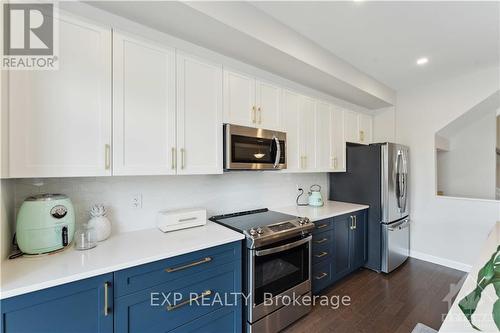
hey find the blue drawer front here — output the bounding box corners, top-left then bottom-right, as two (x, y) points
(1, 273), (113, 333)
(115, 261), (241, 333)
(169, 302), (242, 333)
(311, 218), (333, 234)
(312, 261), (332, 294)
(115, 241), (241, 297)
(312, 245), (332, 265)
(312, 230), (331, 248)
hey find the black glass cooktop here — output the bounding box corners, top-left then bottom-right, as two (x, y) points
(209, 208), (299, 232)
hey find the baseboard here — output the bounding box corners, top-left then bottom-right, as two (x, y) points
(410, 250), (472, 273)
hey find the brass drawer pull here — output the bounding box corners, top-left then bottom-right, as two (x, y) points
(171, 147), (176, 170)
(105, 144), (111, 170)
(316, 224), (328, 229)
(165, 257), (212, 273)
(314, 238), (328, 244)
(315, 272), (328, 280)
(180, 148), (186, 169)
(104, 281), (110, 316)
(315, 251), (328, 258)
(166, 290), (212, 311)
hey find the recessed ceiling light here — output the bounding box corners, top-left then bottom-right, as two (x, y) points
(416, 57), (429, 65)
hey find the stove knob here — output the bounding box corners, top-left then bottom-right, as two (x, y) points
(249, 228), (257, 236)
(299, 218), (310, 225)
(256, 227), (263, 235)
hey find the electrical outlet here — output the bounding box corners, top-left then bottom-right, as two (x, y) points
(131, 193), (142, 209)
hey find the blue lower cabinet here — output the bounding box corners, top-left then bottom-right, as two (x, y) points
(114, 261), (241, 332)
(1, 273), (113, 333)
(311, 210), (369, 294)
(0, 241), (243, 333)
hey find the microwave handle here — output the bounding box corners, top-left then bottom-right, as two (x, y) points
(273, 136), (281, 168)
(255, 235), (311, 257)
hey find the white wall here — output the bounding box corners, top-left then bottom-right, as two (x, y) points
(11, 173), (327, 237)
(436, 109), (496, 200)
(397, 66), (500, 271)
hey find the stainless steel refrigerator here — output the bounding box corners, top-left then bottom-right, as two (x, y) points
(329, 142), (410, 273)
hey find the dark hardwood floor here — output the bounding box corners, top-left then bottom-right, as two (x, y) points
(284, 258), (466, 333)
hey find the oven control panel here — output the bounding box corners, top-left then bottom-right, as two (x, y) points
(245, 217), (311, 244)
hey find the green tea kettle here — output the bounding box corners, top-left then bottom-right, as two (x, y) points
(308, 184), (324, 207)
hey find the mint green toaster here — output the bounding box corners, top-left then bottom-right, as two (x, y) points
(16, 194), (75, 254)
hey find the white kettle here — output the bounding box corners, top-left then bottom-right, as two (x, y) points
(308, 185), (324, 207)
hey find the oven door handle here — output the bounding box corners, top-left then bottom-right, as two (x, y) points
(255, 235), (312, 257)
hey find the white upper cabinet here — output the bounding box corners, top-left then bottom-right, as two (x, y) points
(344, 110), (359, 144)
(358, 113), (373, 144)
(331, 107), (346, 172)
(8, 15), (112, 178)
(256, 80), (281, 130)
(224, 70), (282, 130)
(223, 70), (255, 127)
(282, 90), (301, 171)
(176, 53), (223, 175)
(299, 96), (316, 171)
(344, 110), (373, 145)
(314, 101), (333, 172)
(113, 31), (176, 176)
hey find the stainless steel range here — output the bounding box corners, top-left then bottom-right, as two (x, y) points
(210, 209), (313, 333)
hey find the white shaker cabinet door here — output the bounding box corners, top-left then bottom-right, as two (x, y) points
(358, 113), (373, 145)
(256, 80), (281, 130)
(331, 107), (346, 172)
(282, 90), (301, 172)
(9, 15), (112, 178)
(223, 70), (256, 127)
(113, 31), (176, 175)
(299, 96), (316, 171)
(344, 109), (359, 144)
(315, 101), (333, 172)
(176, 53), (223, 175)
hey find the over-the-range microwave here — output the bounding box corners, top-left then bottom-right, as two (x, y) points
(224, 124), (287, 170)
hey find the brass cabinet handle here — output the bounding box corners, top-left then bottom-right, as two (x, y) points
(316, 223), (328, 229)
(314, 238), (328, 244)
(165, 257), (212, 273)
(350, 216), (354, 230)
(105, 144), (111, 170)
(171, 147), (176, 170)
(167, 290), (212, 311)
(180, 148), (185, 169)
(104, 281), (110, 316)
(315, 251), (328, 258)
(354, 215), (357, 230)
(252, 106), (256, 123)
(360, 130), (365, 142)
(334, 157), (338, 169)
(315, 272), (328, 280)
(258, 107), (262, 124)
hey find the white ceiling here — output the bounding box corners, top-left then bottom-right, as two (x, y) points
(252, 1), (500, 90)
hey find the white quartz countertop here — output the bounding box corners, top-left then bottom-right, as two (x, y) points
(0, 221), (243, 300)
(272, 200), (369, 221)
(440, 222), (500, 332)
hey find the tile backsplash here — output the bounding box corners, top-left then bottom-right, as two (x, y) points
(12, 173), (328, 234)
